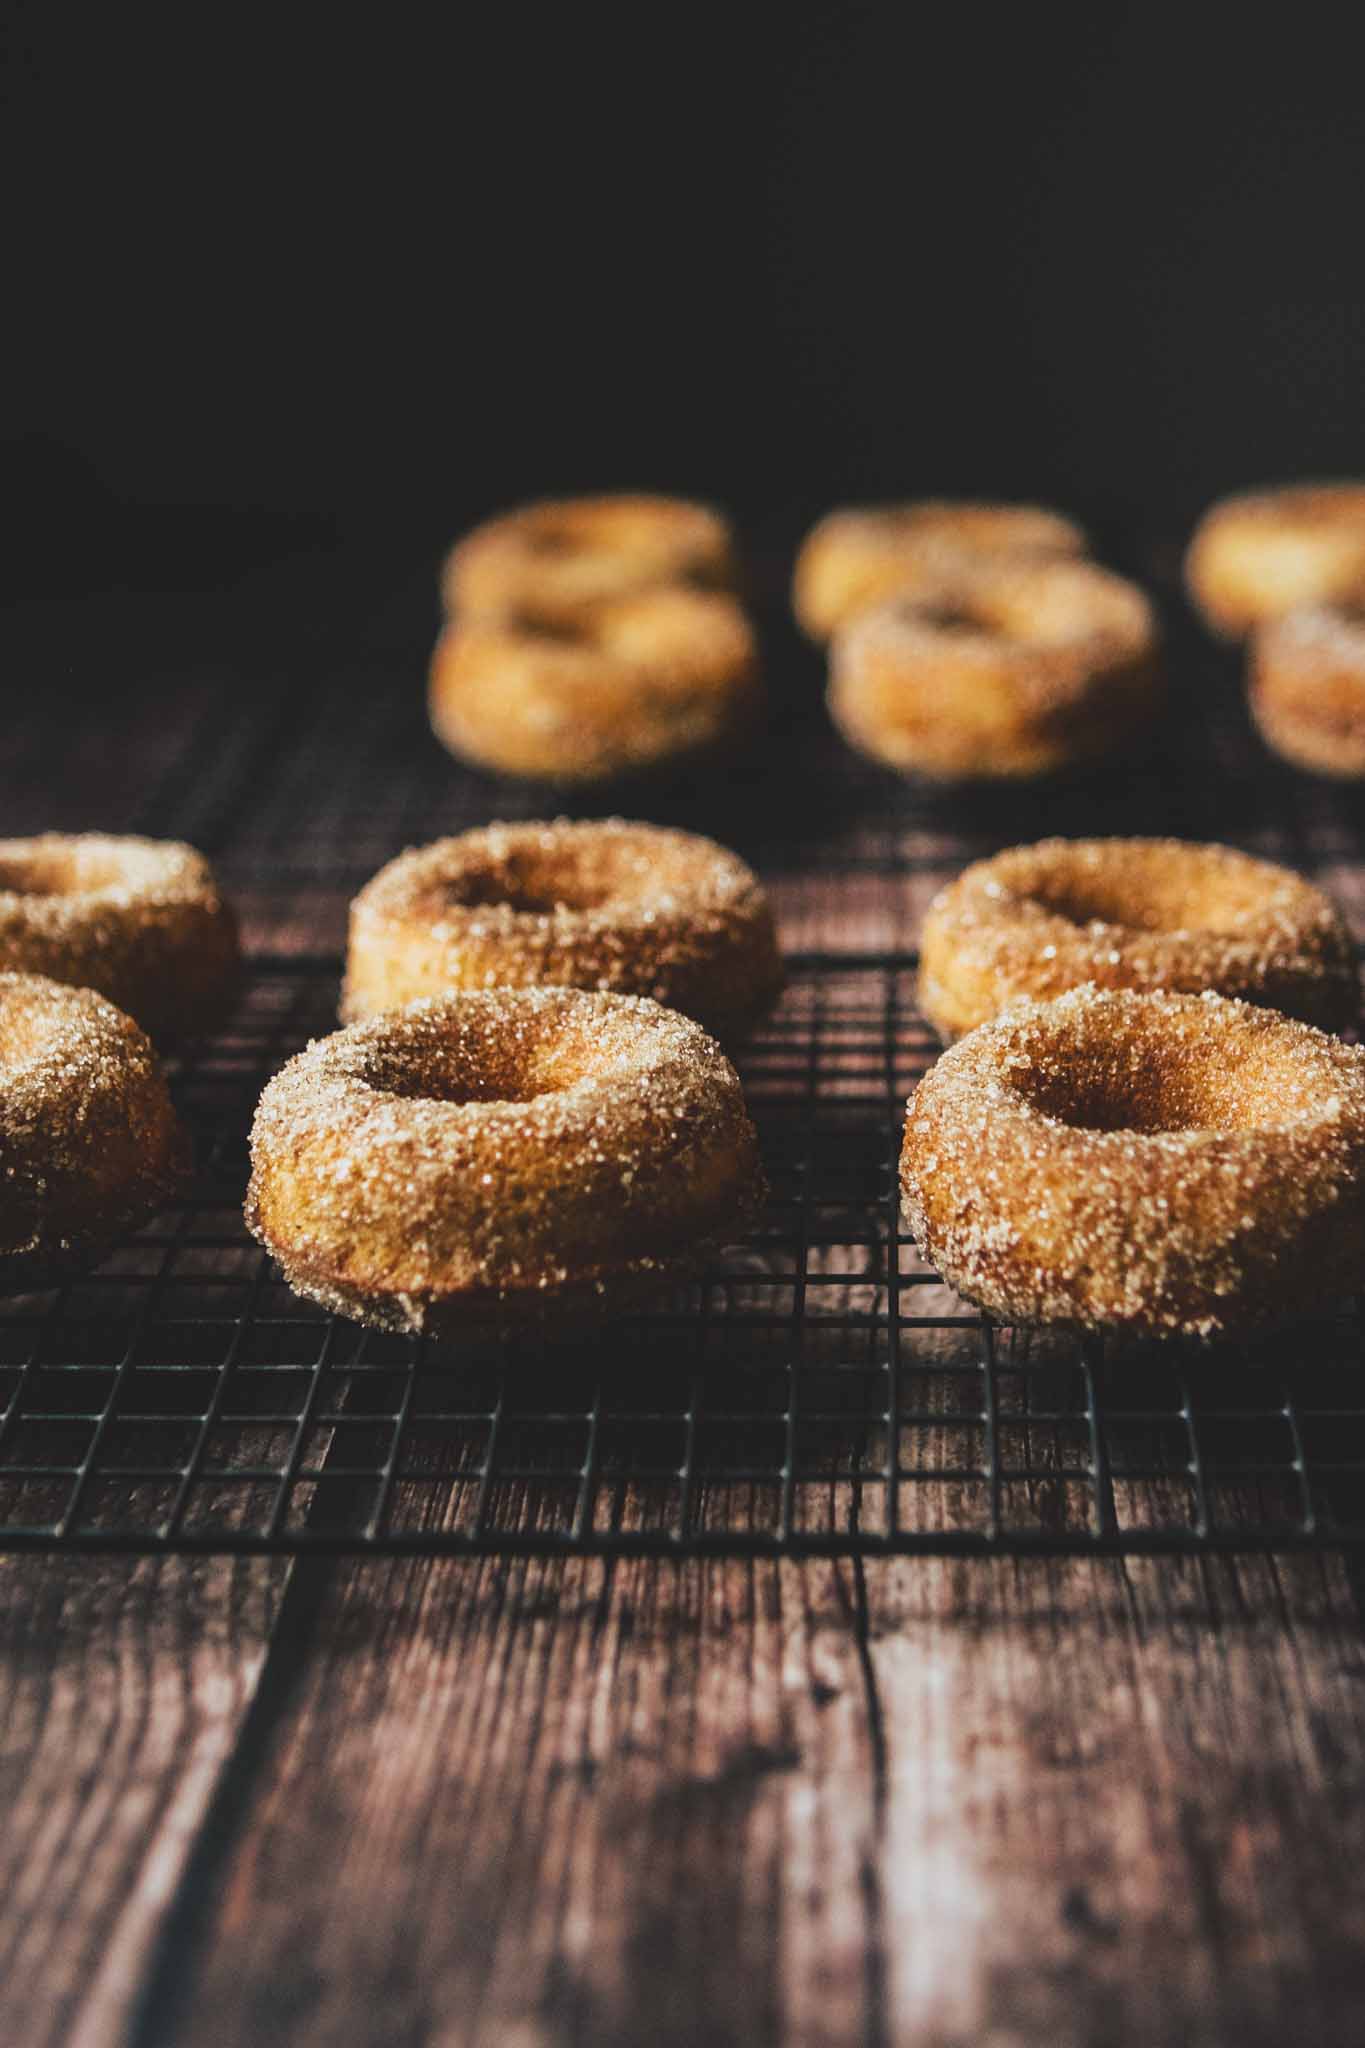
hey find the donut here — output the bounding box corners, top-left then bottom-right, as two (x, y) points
(793, 499), (1087, 639)
(901, 985), (1365, 1340)
(826, 557), (1160, 781)
(342, 819), (783, 1043)
(0, 973), (187, 1291)
(428, 587), (761, 785)
(1250, 604), (1365, 777)
(245, 987), (764, 1337)
(919, 838), (1356, 1043)
(442, 494), (737, 631)
(0, 834), (239, 1041)
(1186, 484), (1365, 636)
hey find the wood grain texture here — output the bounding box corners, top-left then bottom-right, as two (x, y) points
(0, 1555), (287, 2048)
(138, 1549), (1365, 2048)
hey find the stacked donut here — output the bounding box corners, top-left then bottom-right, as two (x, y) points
(0, 834), (239, 1287)
(902, 834), (1365, 1339)
(430, 495), (763, 784)
(1187, 483), (1365, 775)
(792, 499), (1163, 781)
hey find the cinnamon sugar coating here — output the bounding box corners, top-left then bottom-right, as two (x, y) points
(429, 586), (761, 785)
(919, 838), (1357, 1043)
(793, 499), (1087, 640)
(827, 557), (1160, 781)
(0, 834), (239, 1041)
(902, 986), (1365, 1339)
(1250, 605), (1365, 777)
(0, 973), (187, 1291)
(246, 987), (765, 1338)
(1186, 484), (1365, 637)
(342, 820), (783, 1044)
(441, 494), (738, 632)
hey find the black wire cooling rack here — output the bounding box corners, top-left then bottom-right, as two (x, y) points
(2, 948), (1363, 1558)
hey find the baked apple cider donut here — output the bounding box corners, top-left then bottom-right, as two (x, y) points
(0, 974), (187, 1291)
(1186, 484), (1365, 636)
(442, 494), (738, 631)
(827, 557), (1160, 781)
(0, 834), (239, 1040)
(1250, 604), (1365, 777)
(246, 988), (764, 1337)
(793, 499), (1087, 640)
(901, 986), (1365, 1340)
(919, 838), (1356, 1042)
(429, 586), (761, 785)
(343, 820), (783, 1043)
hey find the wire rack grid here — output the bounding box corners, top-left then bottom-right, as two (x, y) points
(1, 948), (1362, 1558)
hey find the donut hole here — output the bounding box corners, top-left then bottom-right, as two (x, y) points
(1011, 1036), (1314, 1135)
(361, 1011), (613, 1106)
(519, 509), (616, 560)
(364, 1044), (571, 1106)
(376, 1069), (554, 1106)
(917, 603), (991, 637)
(899, 590), (1020, 646)
(427, 851), (615, 917)
(511, 607), (644, 653)
(902, 572), (1104, 649)
(421, 838), (672, 920)
(495, 612), (592, 647)
(524, 528), (576, 557)
(1019, 852), (1280, 936)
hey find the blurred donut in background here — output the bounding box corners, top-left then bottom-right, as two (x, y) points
(1186, 483), (1365, 637)
(826, 555), (1159, 782)
(792, 499), (1087, 640)
(441, 495), (738, 632)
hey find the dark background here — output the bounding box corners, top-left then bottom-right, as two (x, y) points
(5, 2), (1364, 604)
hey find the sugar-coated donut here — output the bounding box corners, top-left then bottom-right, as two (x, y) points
(1250, 605), (1365, 777)
(793, 500), (1087, 640)
(429, 587), (761, 785)
(442, 494), (737, 631)
(902, 985), (1365, 1339)
(919, 838), (1356, 1043)
(827, 557), (1159, 781)
(1186, 484), (1365, 636)
(343, 819), (783, 1043)
(0, 973), (187, 1291)
(0, 834), (239, 1041)
(246, 987), (764, 1337)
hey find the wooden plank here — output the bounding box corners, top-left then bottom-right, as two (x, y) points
(872, 1551), (1365, 2045)
(0, 1554), (287, 2048)
(136, 1548), (1365, 2048)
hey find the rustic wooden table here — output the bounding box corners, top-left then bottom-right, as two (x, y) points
(4, 567), (1365, 2046)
